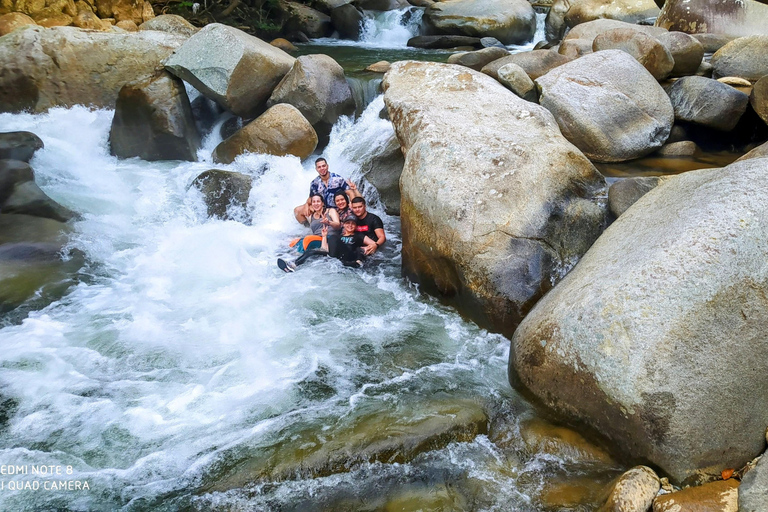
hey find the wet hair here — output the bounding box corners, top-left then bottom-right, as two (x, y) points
(315, 157), (327, 165)
(333, 192), (349, 208)
(351, 197), (365, 205)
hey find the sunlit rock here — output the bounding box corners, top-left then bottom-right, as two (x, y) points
(191, 169), (253, 221)
(509, 156), (768, 483)
(95, 0), (153, 24)
(0, 26), (185, 113)
(481, 49), (571, 81)
(600, 466), (660, 512)
(546, 0), (660, 43)
(536, 50), (673, 162)
(138, 14), (198, 37)
(656, 31), (704, 77)
(0, 12), (36, 35)
(656, 0), (768, 38)
(383, 61), (607, 335)
(164, 24), (295, 118)
(652, 479), (739, 511)
(592, 28), (674, 81)
(558, 18), (667, 59)
(424, 0), (536, 45)
(496, 63), (537, 102)
(212, 103), (317, 163)
(447, 46), (509, 71)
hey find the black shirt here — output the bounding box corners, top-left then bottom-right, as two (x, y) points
(337, 233), (366, 262)
(354, 213), (384, 243)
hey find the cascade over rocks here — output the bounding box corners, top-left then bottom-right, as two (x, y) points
(558, 18), (667, 59)
(592, 28), (674, 81)
(382, 61), (607, 335)
(0, 132), (43, 162)
(0, 26), (185, 113)
(655, 0), (768, 38)
(110, 71), (200, 161)
(509, 156), (768, 483)
(267, 54), (355, 146)
(545, 0), (660, 44)
(668, 76), (750, 132)
(710, 36), (768, 82)
(164, 24), (295, 118)
(481, 49), (571, 81)
(656, 31), (704, 77)
(424, 0), (536, 45)
(212, 103), (317, 164)
(536, 50), (674, 163)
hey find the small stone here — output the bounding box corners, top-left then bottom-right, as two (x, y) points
(365, 60), (391, 73)
(269, 37), (297, 52)
(656, 141), (699, 157)
(0, 12), (36, 36)
(599, 466), (660, 512)
(718, 76), (753, 87)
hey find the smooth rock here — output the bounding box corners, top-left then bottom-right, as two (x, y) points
(750, 75), (768, 125)
(0, 26), (185, 113)
(711, 35), (768, 82)
(691, 33), (737, 53)
(546, 0), (661, 44)
(0, 132), (43, 162)
(656, 0), (768, 38)
(558, 18), (668, 59)
(330, 3), (363, 39)
(139, 13), (197, 37)
(365, 60), (391, 73)
(655, 140), (699, 157)
(592, 27), (674, 80)
(73, 10), (110, 30)
(407, 34), (482, 49)
(509, 156), (768, 483)
(95, 0), (153, 24)
(668, 76), (750, 131)
(516, 417), (614, 464)
(164, 23), (295, 118)
(191, 169), (253, 221)
(481, 49), (571, 80)
(212, 103), (317, 163)
(653, 479), (739, 511)
(738, 141), (768, 162)
(608, 176), (667, 218)
(599, 466), (660, 512)
(0, 12), (36, 36)
(446, 46), (509, 71)
(267, 54), (355, 146)
(536, 50), (674, 162)
(0, 159), (35, 204)
(739, 454), (768, 512)
(718, 76), (753, 88)
(480, 36), (504, 48)
(279, 0), (332, 39)
(109, 71), (199, 161)
(269, 37), (298, 52)
(496, 62), (537, 102)
(1, 180), (75, 222)
(424, 0), (536, 45)
(656, 31), (704, 77)
(0, 213), (71, 246)
(383, 61), (607, 334)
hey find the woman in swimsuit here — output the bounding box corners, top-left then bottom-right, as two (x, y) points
(292, 194), (339, 253)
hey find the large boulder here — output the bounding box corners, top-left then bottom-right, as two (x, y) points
(656, 31), (704, 77)
(546, 0), (660, 43)
(710, 36), (768, 82)
(109, 71), (200, 161)
(0, 12), (36, 36)
(592, 28), (674, 80)
(655, 0), (768, 38)
(668, 76), (750, 131)
(536, 50), (674, 163)
(330, 3), (364, 40)
(509, 156), (768, 483)
(0, 26), (185, 113)
(359, 136), (403, 216)
(164, 24), (295, 118)
(481, 49), (571, 81)
(751, 75), (768, 126)
(138, 14), (198, 37)
(279, 0), (332, 39)
(608, 176), (667, 219)
(0, 160), (75, 222)
(0, 132), (43, 162)
(446, 46), (509, 72)
(267, 54), (355, 146)
(212, 103), (317, 164)
(191, 169), (253, 221)
(558, 18), (667, 59)
(739, 454), (768, 512)
(652, 479), (740, 510)
(424, 0), (536, 45)
(382, 61), (608, 335)
(496, 63), (537, 102)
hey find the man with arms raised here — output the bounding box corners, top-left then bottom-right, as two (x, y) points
(294, 158), (360, 225)
(350, 197), (386, 255)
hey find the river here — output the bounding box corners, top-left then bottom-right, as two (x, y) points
(0, 10), (624, 511)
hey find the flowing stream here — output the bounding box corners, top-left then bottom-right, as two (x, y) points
(0, 11), (622, 512)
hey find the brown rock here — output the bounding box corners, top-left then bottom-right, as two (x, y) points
(140, 0), (152, 21)
(592, 27), (674, 80)
(365, 60), (391, 73)
(73, 10), (109, 29)
(212, 103), (317, 163)
(656, 0), (768, 38)
(517, 417), (614, 464)
(656, 31), (704, 77)
(15, 0), (45, 15)
(269, 37), (297, 52)
(446, 46), (509, 71)
(482, 48), (571, 80)
(32, 13), (72, 26)
(653, 479), (739, 512)
(0, 12), (36, 35)
(95, 0), (145, 24)
(139, 14), (197, 37)
(599, 466), (660, 512)
(114, 18), (136, 30)
(750, 75), (768, 125)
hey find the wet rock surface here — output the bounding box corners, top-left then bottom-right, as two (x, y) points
(191, 169), (253, 221)
(424, 0), (536, 45)
(653, 478), (739, 512)
(0, 132), (44, 162)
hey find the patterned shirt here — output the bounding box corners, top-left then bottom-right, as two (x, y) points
(309, 172), (350, 208)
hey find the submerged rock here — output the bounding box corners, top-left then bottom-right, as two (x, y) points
(164, 23), (295, 118)
(0, 26), (185, 113)
(0, 132), (44, 162)
(653, 479), (739, 511)
(191, 169), (253, 221)
(110, 71), (200, 161)
(212, 103), (317, 163)
(496, 63), (537, 102)
(509, 156), (768, 483)
(383, 61), (607, 335)
(516, 417), (614, 465)
(424, 0), (536, 45)
(536, 50), (673, 163)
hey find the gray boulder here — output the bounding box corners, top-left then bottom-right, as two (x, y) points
(164, 24), (295, 118)
(656, 31), (704, 77)
(383, 61), (607, 335)
(407, 34), (482, 49)
(360, 137), (403, 216)
(668, 76), (750, 131)
(447, 46), (509, 71)
(0, 159), (35, 204)
(138, 14), (198, 37)
(509, 156), (768, 483)
(546, 0), (660, 44)
(691, 33), (737, 53)
(267, 54), (355, 146)
(656, 0), (768, 38)
(536, 50), (674, 163)
(481, 49), (571, 81)
(2, 181), (76, 222)
(0, 132), (44, 162)
(110, 71), (200, 161)
(740, 455), (768, 512)
(711, 35), (768, 82)
(592, 27), (674, 80)
(496, 63), (537, 102)
(0, 26), (185, 113)
(330, 3), (364, 40)
(424, 0), (536, 45)
(191, 169), (253, 221)
(608, 176), (667, 218)
(738, 141), (768, 162)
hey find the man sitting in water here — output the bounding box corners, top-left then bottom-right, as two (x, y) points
(293, 157), (360, 226)
(350, 197), (386, 255)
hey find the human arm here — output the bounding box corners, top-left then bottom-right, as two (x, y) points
(361, 235), (378, 256)
(321, 226), (329, 252)
(323, 208), (340, 230)
(345, 180), (361, 201)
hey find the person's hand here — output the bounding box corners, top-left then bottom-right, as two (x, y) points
(302, 204), (311, 217)
(363, 244), (377, 256)
(347, 180), (357, 191)
(321, 226), (328, 237)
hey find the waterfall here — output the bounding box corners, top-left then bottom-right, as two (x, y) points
(346, 76), (383, 116)
(359, 7), (424, 47)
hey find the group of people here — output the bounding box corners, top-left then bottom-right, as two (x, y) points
(277, 157), (386, 272)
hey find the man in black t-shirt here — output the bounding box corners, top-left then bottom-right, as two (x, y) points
(350, 197), (386, 256)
